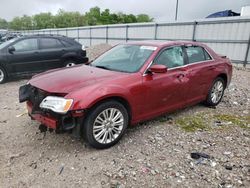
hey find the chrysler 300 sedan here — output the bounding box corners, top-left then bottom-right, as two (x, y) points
(19, 41), (232, 149)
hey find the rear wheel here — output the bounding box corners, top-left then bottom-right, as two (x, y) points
(205, 77), (225, 106)
(83, 100), (128, 149)
(0, 66), (7, 84)
(64, 60), (77, 67)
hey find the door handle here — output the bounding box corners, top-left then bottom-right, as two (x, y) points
(177, 73), (185, 79)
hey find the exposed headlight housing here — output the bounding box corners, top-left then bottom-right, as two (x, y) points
(40, 96), (73, 114)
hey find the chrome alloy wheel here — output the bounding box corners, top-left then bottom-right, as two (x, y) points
(211, 80), (224, 103)
(0, 69), (4, 83)
(93, 108), (124, 144)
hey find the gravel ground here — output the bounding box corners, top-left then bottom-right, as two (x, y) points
(0, 44), (249, 188)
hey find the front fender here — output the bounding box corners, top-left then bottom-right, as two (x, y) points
(66, 84), (131, 111)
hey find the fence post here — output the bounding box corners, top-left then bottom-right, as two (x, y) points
(89, 27), (92, 46)
(154, 23), (158, 40)
(192, 21), (197, 41)
(66, 28), (68, 37)
(106, 26), (109, 44)
(77, 28), (80, 42)
(126, 25), (129, 42)
(244, 33), (250, 67)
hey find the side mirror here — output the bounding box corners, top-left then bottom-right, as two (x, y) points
(149, 64), (168, 73)
(8, 46), (15, 54)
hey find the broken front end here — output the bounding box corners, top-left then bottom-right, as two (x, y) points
(19, 84), (84, 134)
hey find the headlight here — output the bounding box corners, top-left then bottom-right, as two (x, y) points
(40, 96), (73, 114)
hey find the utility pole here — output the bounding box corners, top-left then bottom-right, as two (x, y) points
(175, 0), (179, 21)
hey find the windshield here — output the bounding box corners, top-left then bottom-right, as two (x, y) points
(0, 38), (17, 49)
(91, 44), (157, 73)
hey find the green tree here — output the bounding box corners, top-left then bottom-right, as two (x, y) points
(0, 18), (8, 29)
(5, 6), (154, 30)
(54, 9), (85, 28)
(85, 7), (101, 25)
(137, 14), (154, 22)
(33, 13), (55, 29)
(9, 17), (22, 30)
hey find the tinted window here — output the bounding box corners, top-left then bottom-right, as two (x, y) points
(186, 46), (211, 64)
(61, 40), (73, 47)
(40, 38), (64, 49)
(154, 46), (184, 68)
(13, 39), (38, 52)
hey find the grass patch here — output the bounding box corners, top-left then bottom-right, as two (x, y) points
(214, 114), (250, 130)
(175, 113), (250, 132)
(175, 113), (209, 132)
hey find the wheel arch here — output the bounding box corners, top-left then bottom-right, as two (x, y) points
(216, 73), (228, 87)
(86, 96), (132, 125)
(0, 63), (8, 77)
(61, 53), (79, 62)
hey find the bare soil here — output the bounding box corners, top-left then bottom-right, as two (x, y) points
(0, 45), (249, 188)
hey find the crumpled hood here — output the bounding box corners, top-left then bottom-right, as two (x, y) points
(29, 65), (126, 94)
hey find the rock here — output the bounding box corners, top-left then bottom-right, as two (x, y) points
(225, 165), (233, 170)
(210, 161), (217, 167)
(223, 151), (232, 155)
(243, 110), (248, 114)
(150, 170), (157, 175)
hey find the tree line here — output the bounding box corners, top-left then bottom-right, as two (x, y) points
(0, 7), (154, 30)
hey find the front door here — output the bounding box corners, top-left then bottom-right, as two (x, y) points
(7, 38), (41, 74)
(141, 46), (190, 119)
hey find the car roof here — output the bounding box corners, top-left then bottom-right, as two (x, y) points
(18, 34), (81, 45)
(125, 40), (206, 48)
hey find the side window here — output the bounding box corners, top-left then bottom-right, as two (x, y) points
(61, 40), (73, 47)
(186, 46), (211, 64)
(13, 39), (38, 52)
(39, 38), (64, 49)
(154, 46), (184, 68)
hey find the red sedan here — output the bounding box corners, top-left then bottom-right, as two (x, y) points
(19, 41), (232, 149)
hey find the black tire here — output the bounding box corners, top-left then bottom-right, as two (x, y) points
(64, 59), (77, 67)
(83, 100), (129, 149)
(0, 66), (7, 84)
(205, 77), (225, 106)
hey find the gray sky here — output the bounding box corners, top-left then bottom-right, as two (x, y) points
(1, 0), (249, 22)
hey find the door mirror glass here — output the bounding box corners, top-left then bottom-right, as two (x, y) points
(149, 64), (168, 73)
(8, 46), (15, 53)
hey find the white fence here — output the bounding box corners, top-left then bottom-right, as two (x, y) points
(19, 16), (250, 66)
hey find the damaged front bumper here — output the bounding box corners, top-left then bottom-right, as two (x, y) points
(19, 84), (84, 132)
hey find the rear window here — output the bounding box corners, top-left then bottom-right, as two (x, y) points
(186, 46), (212, 64)
(39, 38), (64, 49)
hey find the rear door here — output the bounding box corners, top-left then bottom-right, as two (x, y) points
(183, 45), (216, 104)
(38, 37), (65, 70)
(6, 38), (41, 74)
(141, 46), (190, 118)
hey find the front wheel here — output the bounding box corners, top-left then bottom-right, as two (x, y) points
(0, 66), (7, 84)
(205, 77), (225, 106)
(83, 100), (129, 149)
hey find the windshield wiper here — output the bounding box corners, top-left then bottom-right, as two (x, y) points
(94, 65), (110, 70)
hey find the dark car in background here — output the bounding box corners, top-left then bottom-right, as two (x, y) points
(0, 35), (88, 84)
